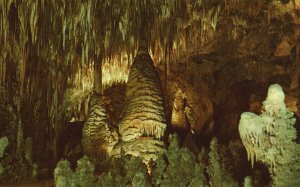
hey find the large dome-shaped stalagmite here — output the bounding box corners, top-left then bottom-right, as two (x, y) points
(118, 44), (167, 141)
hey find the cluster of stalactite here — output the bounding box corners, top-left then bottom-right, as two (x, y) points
(0, 0), (223, 92)
(0, 0), (223, 161)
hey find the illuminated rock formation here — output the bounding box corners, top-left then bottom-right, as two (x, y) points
(151, 134), (208, 186)
(111, 138), (165, 164)
(0, 137), (8, 175)
(0, 137), (8, 158)
(207, 138), (238, 187)
(171, 89), (188, 129)
(54, 160), (74, 187)
(82, 94), (118, 160)
(54, 156), (95, 187)
(239, 84), (300, 186)
(118, 46), (167, 141)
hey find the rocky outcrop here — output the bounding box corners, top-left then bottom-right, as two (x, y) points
(158, 67), (214, 137)
(111, 138), (165, 164)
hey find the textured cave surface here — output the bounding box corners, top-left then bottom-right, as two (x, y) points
(0, 0), (300, 186)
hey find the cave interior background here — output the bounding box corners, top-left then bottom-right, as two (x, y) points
(0, 0), (300, 186)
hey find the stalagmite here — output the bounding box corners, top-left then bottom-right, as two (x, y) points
(82, 94), (118, 160)
(239, 84), (300, 186)
(263, 84), (286, 115)
(118, 43), (167, 141)
(54, 160), (74, 187)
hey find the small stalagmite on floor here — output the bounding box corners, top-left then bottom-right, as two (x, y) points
(82, 93), (118, 160)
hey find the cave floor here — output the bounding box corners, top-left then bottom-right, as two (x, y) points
(0, 180), (53, 187)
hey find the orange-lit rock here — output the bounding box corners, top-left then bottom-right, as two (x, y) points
(249, 94), (263, 114)
(274, 38), (292, 57)
(285, 93), (298, 113)
(171, 89), (188, 129)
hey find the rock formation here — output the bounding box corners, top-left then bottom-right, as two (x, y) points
(82, 94), (118, 160)
(0, 137), (8, 158)
(54, 156), (95, 187)
(239, 84), (300, 186)
(0, 137), (9, 175)
(171, 89), (188, 130)
(118, 46), (167, 141)
(109, 45), (167, 163)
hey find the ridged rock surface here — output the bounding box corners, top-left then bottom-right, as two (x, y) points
(119, 50), (167, 141)
(82, 94), (118, 159)
(111, 137), (165, 164)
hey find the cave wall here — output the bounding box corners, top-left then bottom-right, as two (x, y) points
(160, 0), (300, 142)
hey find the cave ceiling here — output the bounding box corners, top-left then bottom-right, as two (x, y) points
(0, 0), (221, 67)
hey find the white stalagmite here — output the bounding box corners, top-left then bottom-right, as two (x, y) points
(239, 112), (263, 167)
(239, 84), (288, 167)
(239, 84), (300, 186)
(263, 84), (286, 115)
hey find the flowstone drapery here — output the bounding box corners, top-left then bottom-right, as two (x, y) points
(239, 84), (300, 186)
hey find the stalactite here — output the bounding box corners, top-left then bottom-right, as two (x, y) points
(94, 58), (102, 95)
(163, 42), (168, 91)
(1, 0), (13, 49)
(16, 119), (24, 159)
(29, 1), (38, 44)
(0, 57), (6, 86)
